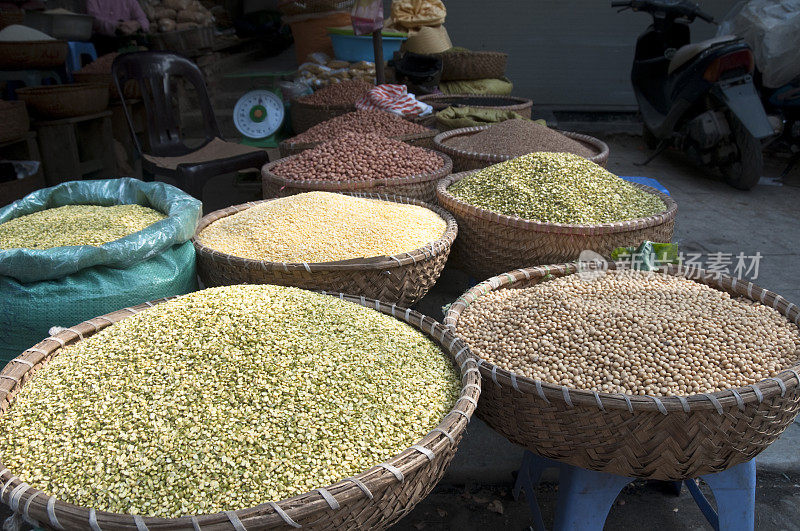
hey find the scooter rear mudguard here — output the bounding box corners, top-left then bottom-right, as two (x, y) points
(713, 77), (775, 139)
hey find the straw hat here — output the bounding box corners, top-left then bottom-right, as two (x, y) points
(402, 25), (452, 54)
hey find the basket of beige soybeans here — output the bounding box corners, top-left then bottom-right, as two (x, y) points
(445, 262), (800, 480)
(0, 285), (480, 529)
(192, 192), (457, 306)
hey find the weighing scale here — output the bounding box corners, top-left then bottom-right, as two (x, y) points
(225, 71), (295, 149)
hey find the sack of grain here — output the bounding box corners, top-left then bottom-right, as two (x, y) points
(0, 178), (201, 363)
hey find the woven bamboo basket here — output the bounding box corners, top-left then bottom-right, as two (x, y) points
(444, 263), (800, 480)
(0, 293), (480, 530)
(418, 94), (532, 118)
(16, 83), (109, 120)
(279, 129), (438, 157)
(433, 125), (610, 171)
(262, 150), (452, 204)
(0, 40), (68, 69)
(290, 100), (356, 134)
(0, 9), (24, 30)
(278, 0), (355, 16)
(0, 101), (29, 144)
(436, 171), (677, 279)
(435, 51), (508, 81)
(72, 71), (140, 101)
(193, 193), (457, 306)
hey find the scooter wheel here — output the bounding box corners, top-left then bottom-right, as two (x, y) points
(722, 114), (763, 191)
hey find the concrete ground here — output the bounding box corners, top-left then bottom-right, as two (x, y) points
(2, 135), (798, 529)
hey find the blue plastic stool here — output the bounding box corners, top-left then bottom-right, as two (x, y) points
(65, 41), (97, 81)
(513, 451), (755, 531)
(619, 176), (670, 195)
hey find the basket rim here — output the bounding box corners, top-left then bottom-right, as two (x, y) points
(263, 148), (453, 190)
(436, 170), (677, 236)
(192, 192), (458, 271)
(0, 292), (480, 529)
(444, 263), (800, 414)
(420, 93), (532, 112)
(15, 82), (108, 95)
(433, 124), (610, 165)
(279, 128), (437, 153)
(434, 50), (508, 59)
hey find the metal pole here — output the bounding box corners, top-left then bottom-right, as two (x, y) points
(372, 30), (385, 84)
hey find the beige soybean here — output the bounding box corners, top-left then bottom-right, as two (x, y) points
(197, 192), (447, 263)
(455, 270), (800, 397)
(0, 284), (461, 518)
(0, 204), (165, 250)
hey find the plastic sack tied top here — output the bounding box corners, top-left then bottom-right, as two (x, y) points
(0, 178), (202, 283)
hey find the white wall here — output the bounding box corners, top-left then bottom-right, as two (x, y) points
(442, 0), (738, 108)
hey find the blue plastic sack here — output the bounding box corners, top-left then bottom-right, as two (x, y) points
(0, 179), (202, 363)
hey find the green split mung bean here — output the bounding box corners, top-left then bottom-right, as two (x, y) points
(449, 152), (666, 224)
(0, 285), (461, 518)
(0, 204), (166, 250)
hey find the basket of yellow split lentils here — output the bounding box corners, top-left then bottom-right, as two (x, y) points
(436, 152), (677, 278)
(433, 120), (611, 172)
(444, 263), (800, 480)
(0, 284), (480, 529)
(192, 191), (457, 306)
(262, 132), (452, 204)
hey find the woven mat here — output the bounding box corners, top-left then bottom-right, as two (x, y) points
(144, 138), (265, 170)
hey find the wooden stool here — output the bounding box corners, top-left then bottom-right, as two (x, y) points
(32, 111), (117, 186)
(0, 132), (46, 207)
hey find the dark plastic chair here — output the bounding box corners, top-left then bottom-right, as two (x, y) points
(112, 51), (269, 199)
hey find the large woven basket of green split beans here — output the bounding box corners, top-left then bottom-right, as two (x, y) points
(436, 152), (677, 279)
(0, 285), (480, 530)
(192, 192), (457, 306)
(444, 263), (800, 480)
(262, 132), (452, 204)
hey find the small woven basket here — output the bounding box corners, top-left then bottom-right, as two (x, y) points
(193, 193), (457, 306)
(262, 150), (452, 204)
(435, 51), (508, 81)
(0, 101), (29, 144)
(433, 125), (610, 172)
(0, 293), (480, 530)
(279, 129), (438, 157)
(16, 83), (109, 120)
(0, 40), (68, 69)
(444, 263), (800, 480)
(419, 94), (532, 118)
(278, 0), (355, 16)
(0, 8), (24, 30)
(72, 71), (140, 101)
(436, 171), (677, 279)
(290, 100), (355, 134)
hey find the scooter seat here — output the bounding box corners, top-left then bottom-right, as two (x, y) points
(668, 35), (739, 75)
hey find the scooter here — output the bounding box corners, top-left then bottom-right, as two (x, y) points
(612, 0), (775, 189)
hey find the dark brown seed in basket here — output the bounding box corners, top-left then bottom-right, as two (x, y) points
(447, 119), (595, 158)
(296, 80), (373, 107)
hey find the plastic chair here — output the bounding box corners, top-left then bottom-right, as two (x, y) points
(111, 51), (269, 199)
(514, 451), (756, 531)
(65, 41), (97, 81)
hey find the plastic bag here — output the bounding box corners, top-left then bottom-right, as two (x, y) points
(719, 0), (800, 88)
(0, 178), (201, 363)
(389, 0), (445, 31)
(351, 0), (383, 35)
(0, 178), (201, 283)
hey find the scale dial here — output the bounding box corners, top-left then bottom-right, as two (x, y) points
(233, 90), (284, 139)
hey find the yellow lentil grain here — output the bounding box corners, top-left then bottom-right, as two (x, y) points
(0, 204), (166, 250)
(197, 192), (447, 263)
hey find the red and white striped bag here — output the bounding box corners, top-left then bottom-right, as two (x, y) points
(355, 84), (433, 117)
